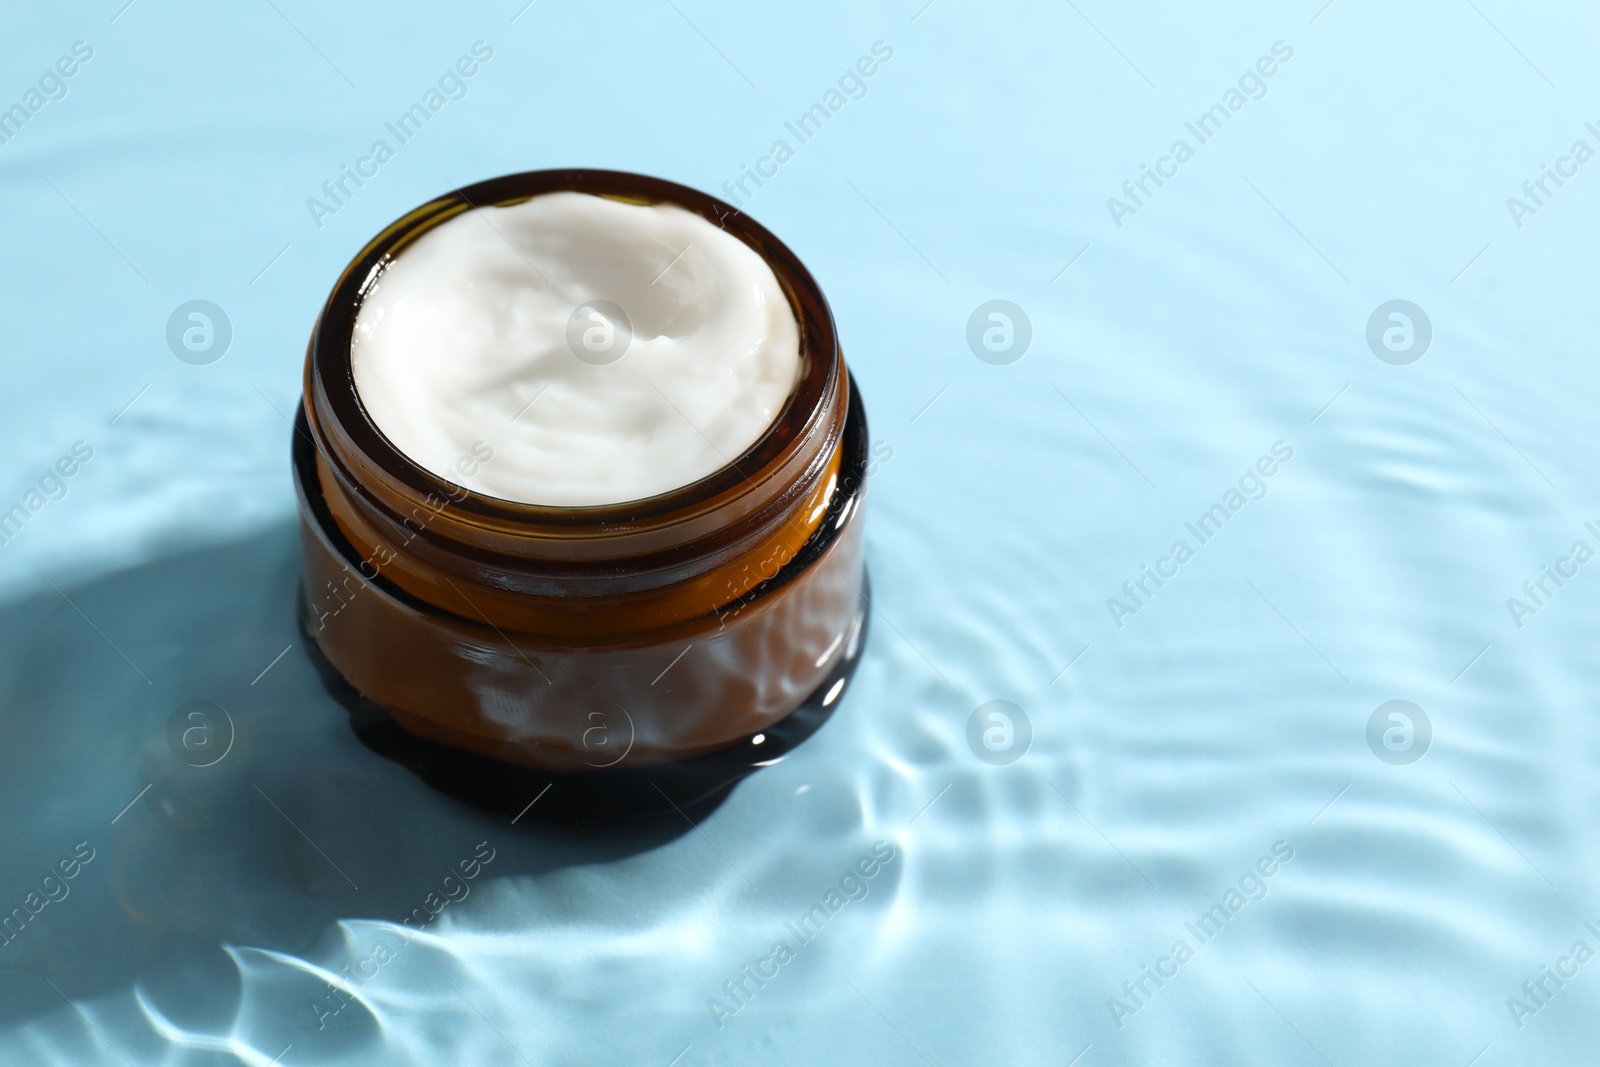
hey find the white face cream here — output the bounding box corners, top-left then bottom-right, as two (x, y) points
(350, 191), (802, 507)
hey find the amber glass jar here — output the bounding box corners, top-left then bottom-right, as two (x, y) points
(294, 170), (868, 808)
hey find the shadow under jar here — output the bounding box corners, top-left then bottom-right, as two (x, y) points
(294, 169), (870, 820)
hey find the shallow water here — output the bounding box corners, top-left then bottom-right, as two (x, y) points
(2, 1), (1599, 1064)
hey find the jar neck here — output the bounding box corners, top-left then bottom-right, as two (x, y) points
(302, 361), (847, 636)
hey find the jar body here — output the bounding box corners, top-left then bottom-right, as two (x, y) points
(294, 170), (868, 774)
(294, 389), (869, 771)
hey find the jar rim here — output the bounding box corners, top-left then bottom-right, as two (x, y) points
(306, 168), (841, 532)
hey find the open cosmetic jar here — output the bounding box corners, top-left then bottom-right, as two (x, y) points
(294, 169), (869, 815)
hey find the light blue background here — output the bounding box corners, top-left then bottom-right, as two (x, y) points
(2, 0), (1598, 1064)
